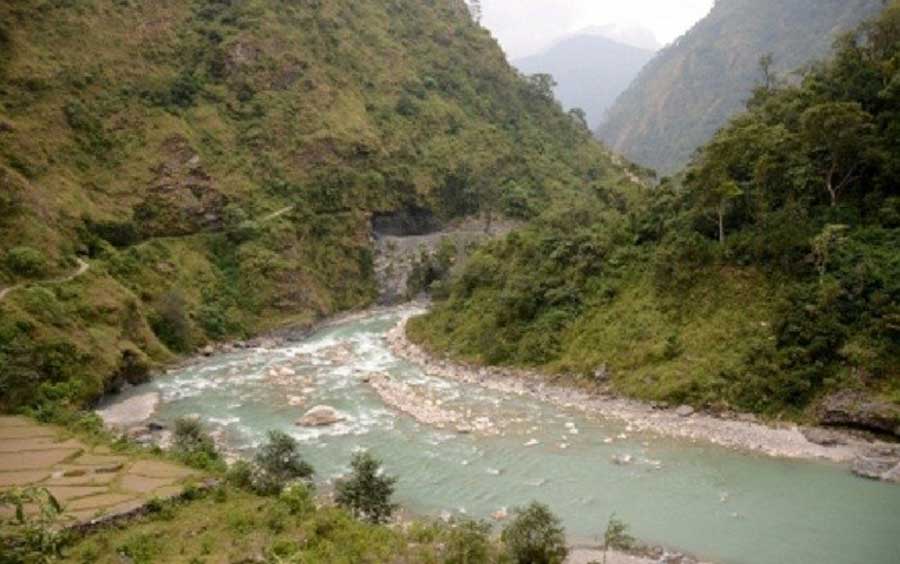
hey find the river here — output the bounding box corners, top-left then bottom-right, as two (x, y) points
(102, 305), (900, 564)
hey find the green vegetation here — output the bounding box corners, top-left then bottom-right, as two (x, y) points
(335, 451), (399, 524)
(412, 4), (900, 418)
(172, 417), (225, 472)
(602, 514), (635, 564)
(598, 0), (883, 174)
(0, 0), (627, 413)
(243, 430), (315, 496)
(500, 502), (569, 564)
(0, 487), (66, 563)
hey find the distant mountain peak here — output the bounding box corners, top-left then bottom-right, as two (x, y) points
(577, 23), (661, 52)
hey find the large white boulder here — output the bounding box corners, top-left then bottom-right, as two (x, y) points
(296, 405), (345, 427)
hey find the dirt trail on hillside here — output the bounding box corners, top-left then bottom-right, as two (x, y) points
(0, 258), (90, 303)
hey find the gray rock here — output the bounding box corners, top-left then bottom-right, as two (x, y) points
(801, 427), (847, 447)
(296, 405), (345, 427)
(819, 391), (900, 437)
(675, 405), (695, 417)
(883, 463), (900, 484)
(852, 455), (898, 481)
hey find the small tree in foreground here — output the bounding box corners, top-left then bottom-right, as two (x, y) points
(173, 417), (222, 470)
(444, 518), (494, 564)
(602, 513), (635, 564)
(335, 451), (398, 524)
(501, 502), (568, 564)
(252, 430), (314, 495)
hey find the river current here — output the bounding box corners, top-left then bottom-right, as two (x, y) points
(103, 306), (900, 564)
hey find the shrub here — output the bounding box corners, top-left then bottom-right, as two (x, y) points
(172, 417), (223, 471)
(279, 482), (314, 516)
(443, 518), (494, 564)
(5, 246), (48, 278)
(603, 514), (635, 563)
(251, 430), (314, 495)
(334, 452), (398, 524)
(226, 459), (254, 490)
(0, 487), (66, 562)
(150, 290), (193, 353)
(501, 502), (568, 564)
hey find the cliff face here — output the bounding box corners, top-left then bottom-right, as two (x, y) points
(597, 0), (883, 175)
(0, 0), (625, 408)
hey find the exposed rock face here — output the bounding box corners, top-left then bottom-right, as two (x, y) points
(852, 444), (900, 483)
(134, 135), (229, 238)
(372, 216), (519, 305)
(801, 427), (848, 447)
(819, 391), (900, 437)
(296, 405), (345, 427)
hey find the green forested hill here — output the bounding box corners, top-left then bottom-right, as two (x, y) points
(0, 0), (631, 410)
(412, 3), (900, 420)
(597, 0), (884, 175)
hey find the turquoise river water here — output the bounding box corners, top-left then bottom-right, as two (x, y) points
(105, 306), (900, 564)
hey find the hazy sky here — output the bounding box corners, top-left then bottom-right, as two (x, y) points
(479, 0), (715, 59)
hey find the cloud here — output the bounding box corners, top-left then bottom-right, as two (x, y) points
(479, 0), (715, 59)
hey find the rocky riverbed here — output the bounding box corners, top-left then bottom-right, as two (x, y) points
(388, 315), (900, 482)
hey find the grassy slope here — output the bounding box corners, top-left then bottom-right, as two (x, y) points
(61, 488), (433, 564)
(0, 0), (627, 409)
(409, 246), (778, 409)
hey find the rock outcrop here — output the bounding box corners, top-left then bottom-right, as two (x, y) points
(818, 391), (900, 438)
(851, 444), (900, 483)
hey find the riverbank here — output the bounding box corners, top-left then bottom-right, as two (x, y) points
(389, 315), (896, 470)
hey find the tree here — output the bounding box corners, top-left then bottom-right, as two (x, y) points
(568, 108), (589, 131)
(444, 518), (494, 564)
(525, 74), (557, 102)
(602, 514), (635, 564)
(335, 452), (398, 524)
(691, 166), (743, 244)
(172, 417), (222, 470)
(800, 102), (875, 206)
(759, 53), (775, 91)
(500, 502), (568, 564)
(252, 430), (314, 495)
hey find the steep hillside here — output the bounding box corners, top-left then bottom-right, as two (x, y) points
(514, 33), (655, 129)
(597, 0), (884, 174)
(411, 4), (900, 425)
(0, 0), (630, 410)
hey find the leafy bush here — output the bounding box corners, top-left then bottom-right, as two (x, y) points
(603, 514), (635, 561)
(0, 487), (66, 562)
(278, 482), (314, 516)
(500, 502), (568, 564)
(149, 290), (193, 353)
(443, 518), (494, 564)
(5, 246), (48, 278)
(85, 217), (141, 248)
(334, 452), (398, 524)
(173, 417), (224, 471)
(251, 430), (314, 495)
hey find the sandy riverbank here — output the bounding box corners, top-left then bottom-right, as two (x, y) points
(387, 316), (879, 464)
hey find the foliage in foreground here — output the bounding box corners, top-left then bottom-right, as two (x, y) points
(0, 487), (66, 563)
(500, 502), (569, 564)
(335, 451), (399, 524)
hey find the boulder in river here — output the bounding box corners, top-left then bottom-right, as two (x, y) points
(296, 405), (345, 427)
